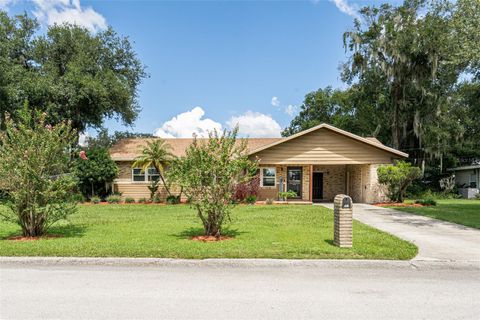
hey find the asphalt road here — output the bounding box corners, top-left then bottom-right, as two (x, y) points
(1, 259), (479, 320)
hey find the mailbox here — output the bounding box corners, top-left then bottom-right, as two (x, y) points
(342, 197), (352, 209)
(333, 194), (353, 248)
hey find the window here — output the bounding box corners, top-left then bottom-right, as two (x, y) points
(147, 168), (160, 182)
(470, 174), (477, 188)
(132, 167), (160, 182)
(132, 168), (145, 182)
(261, 167), (276, 187)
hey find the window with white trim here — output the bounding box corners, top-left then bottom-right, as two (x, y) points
(132, 168), (145, 182)
(261, 167), (276, 187)
(147, 168), (160, 182)
(470, 174), (477, 188)
(132, 167), (160, 182)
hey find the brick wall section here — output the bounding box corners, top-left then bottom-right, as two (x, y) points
(313, 165), (346, 201)
(257, 165), (310, 201)
(346, 164), (389, 203)
(346, 164), (363, 203)
(364, 164), (389, 203)
(302, 165), (310, 201)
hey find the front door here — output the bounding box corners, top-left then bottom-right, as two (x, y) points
(312, 172), (323, 201)
(287, 167), (302, 198)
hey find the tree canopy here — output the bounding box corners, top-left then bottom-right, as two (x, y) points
(283, 0), (480, 173)
(0, 11), (147, 133)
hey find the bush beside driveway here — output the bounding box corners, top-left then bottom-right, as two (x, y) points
(0, 204), (417, 260)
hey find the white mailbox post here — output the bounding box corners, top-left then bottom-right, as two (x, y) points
(333, 194), (353, 248)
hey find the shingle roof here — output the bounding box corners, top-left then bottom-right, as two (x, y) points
(109, 137), (283, 161)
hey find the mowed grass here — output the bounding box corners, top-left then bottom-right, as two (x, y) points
(0, 204), (417, 259)
(390, 199), (480, 229)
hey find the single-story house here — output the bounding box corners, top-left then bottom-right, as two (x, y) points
(109, 123), (408, 203)
(448, 164), (480, 199)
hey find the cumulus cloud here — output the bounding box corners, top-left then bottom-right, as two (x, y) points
(32, 0), (107, 31)
(154, 107), (222, 138)
(329, 0), (361, 20)
(284, 105), (297, 117)
(227, 111), (282, 138)
(271, 96), (280, 107)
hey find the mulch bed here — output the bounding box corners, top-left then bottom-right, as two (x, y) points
(191, 235), (232, 242)
(6, 234), (62, 241)
(373, 203), (427, 207)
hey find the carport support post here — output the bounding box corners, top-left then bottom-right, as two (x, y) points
(333, 194), (353, 248)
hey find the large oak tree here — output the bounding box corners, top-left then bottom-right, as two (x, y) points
(0, 11), (147, 133)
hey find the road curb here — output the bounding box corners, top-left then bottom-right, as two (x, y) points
(1, 256), (479, 270)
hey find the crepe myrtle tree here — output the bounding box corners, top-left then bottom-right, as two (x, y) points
(168, 128), (258, 237)
(0, 108), (79, 237)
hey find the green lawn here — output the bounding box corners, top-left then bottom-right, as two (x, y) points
(0, 204), (417, 259)
(389, 199), (480, 229)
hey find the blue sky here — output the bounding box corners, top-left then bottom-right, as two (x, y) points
(2, 0), (400, 138)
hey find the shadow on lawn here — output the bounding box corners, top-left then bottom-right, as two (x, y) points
(2, 224), (87, 240)
(172, 227), (247, 239)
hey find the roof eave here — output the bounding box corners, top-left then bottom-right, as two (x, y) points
(248, 123), (408, 158)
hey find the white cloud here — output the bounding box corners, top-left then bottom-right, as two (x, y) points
(154, 107), (223, 138)
(227, 111), (282, 138)
(32, 0), (107, 31)
(330, 0), (361, 20)
(284, 104), (297, 117)
(271, 96), (280, 107)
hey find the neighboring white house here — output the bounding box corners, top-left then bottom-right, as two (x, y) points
(449, 164), (480, 199)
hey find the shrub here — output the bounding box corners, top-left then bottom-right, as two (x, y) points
(233, 176), (260, 202)
(279, 190), (297, 201)
(166, 195), (180, 204)
(73, 147), (118, 198)
(246, 195), (257, 204)
(125, 197), (135, 204)
(475, 193), (480, 200)
(71, 193), (86, 203)
(265, 198), (274, 205)
(0, 109), (77, 237)
(106, 195), (121, 204)
(377, 161), (422, 202)
(147, 180), (160, 202)
(168, 127), (258, 237)
(138, 197), (147, 203)
(415, 198), (437, 206)
(152, 193), (162, 203)
(90, 196), (101, 204)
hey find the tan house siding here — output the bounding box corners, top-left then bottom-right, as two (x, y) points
(253, 128), (393, 165)
(117, 161), (133, 180)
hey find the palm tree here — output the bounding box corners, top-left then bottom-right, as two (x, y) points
(132, 139), (174, 197)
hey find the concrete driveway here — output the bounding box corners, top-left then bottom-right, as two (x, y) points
(320, 203), (480, 262)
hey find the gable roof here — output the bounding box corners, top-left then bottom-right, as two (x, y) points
(248, 123), (408, 158)
(109, 123), (408, 161)
(109, 137), (282, 161)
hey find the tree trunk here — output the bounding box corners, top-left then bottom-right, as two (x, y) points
(154, 165), (172, 197)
